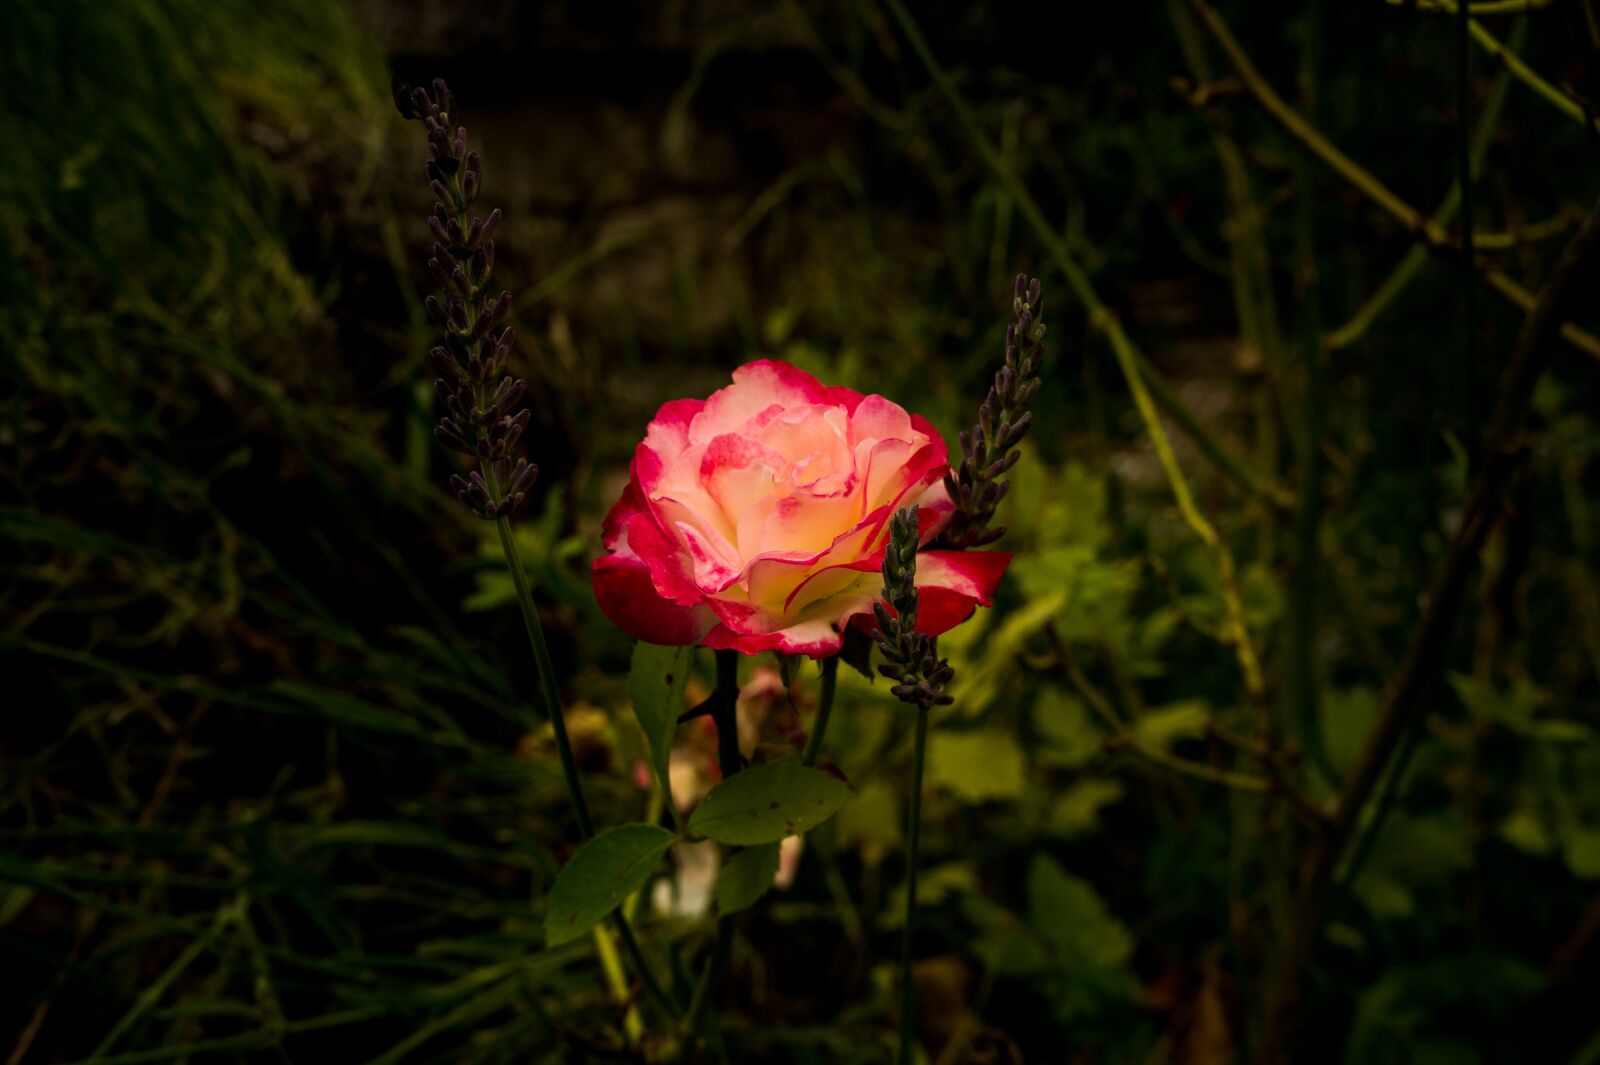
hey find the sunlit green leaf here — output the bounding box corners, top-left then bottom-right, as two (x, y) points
(1129, 700), (1209, 750)
(1034, 687), (1102, 769)
(928, 729), (1026, 803)
(833, 778), (902, 863)
(1048, 777), (1125, 837)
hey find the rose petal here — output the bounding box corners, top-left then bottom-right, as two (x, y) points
(594, 554), (717, 646)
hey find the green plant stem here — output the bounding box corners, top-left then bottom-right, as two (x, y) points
(1325, 17), (1525, 352)
(801, 655), (840, 766)
(898, 705), (931, 1065)
(1457, 0), (1478, 447)
(490, 512), (681, 1021)
(879, 0), (1294, 517)
(1187, 0), (1600, 361)
(1258, 194), (1600, 1063)
(882, 0), (1271, 718)
(492, 515), (594, 838)
(687, 650), (745, 1044)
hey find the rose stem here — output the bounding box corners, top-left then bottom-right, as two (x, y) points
(898, 702), (930, 1065)
(490, 510), (680, 1019)
(800, 655), (839, 766)
(685, 650), (744, 1049)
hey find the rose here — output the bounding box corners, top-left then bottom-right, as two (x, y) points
(593, 359), (1010, 657)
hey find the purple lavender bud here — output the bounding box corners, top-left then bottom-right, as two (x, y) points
(411, 87), (431, 117)
(430, 179), (452, 207)
(427, 215), (451, 245)
(1014, 273), (1027, 299)
(973, 526), (1006, 547)
(433, 78), (451, 115)
(466, 215), (483, 248)
(481, 240), (495, 278)
(451, 264), (471, 294)
(1027, 277), (1041, 305)
(508, 459), (539, 496)
(424, 295), (446, 326)
(473, 291), (513, 339)
(463, 168), (478, 202)
(466, 151), (480, 178)
(428, 257), (451, 290)
(447, 298), (468, 332)
(497, 379), (526, 415)
(480, 208), (502, 239)
(435, 420), (473, 453)
(982, 451), (1020, 480)
(429, 346), (459, 378)
(446, 217), (465, 246)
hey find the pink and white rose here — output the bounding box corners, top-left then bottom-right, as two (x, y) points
(593, 359), (1010, 657)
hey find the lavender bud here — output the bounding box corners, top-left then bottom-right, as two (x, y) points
(982, 451), (1020, 480)
(429, 346), (459, 378)
(480, 208), (502, 240)
(427, 258), (451, 290)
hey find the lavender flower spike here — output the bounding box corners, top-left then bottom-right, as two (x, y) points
(396, 78), (536, 520)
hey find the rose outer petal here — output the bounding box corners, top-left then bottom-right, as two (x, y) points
(593, 554), (716, 646)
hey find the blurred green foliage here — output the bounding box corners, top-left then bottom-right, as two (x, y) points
(4, 1), (1600, 1063)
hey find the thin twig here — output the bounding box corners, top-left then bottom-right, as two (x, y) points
(1188, 0), (1600, 362)
(1258, 193), (1600, 1063)
(876, 0), (1295, 517)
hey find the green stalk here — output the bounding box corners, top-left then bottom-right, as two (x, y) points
(490, 507), (680, 1020)
(687, 650), (745, 1043)
(801, 655), (839, 766)
(898, 705), (931, 1065)
(492, 514), (593, 837)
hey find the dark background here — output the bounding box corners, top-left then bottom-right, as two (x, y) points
(4, 1), (1600, 1062)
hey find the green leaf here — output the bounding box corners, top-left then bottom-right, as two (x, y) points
(714, 842), (781, 915)
(1564, 827), (1600, 879)
(1027, 855), (1133, 972)
(833, 778), (902, 864)
(1034, 687), (1102, 769)
(629, 642), (692, 803)
(928, 729), (1026, 802)
(545, 824), (675, 946)
(1129, 700), (1209, 750)
(1048, 777), (1125, 837)
(688, 760), (852, 845)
